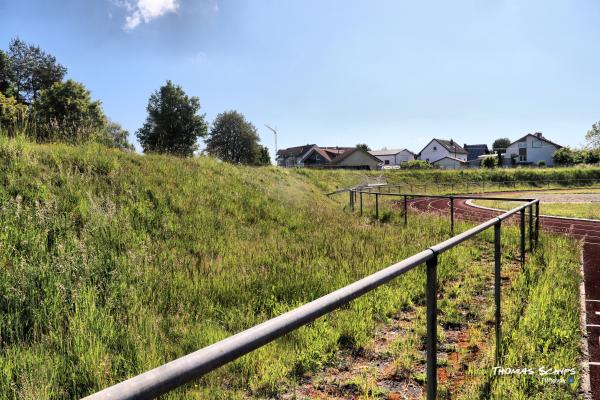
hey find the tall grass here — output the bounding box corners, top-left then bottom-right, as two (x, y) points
(0, 138), (582, 399)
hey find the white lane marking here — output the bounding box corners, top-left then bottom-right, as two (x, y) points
(590, 362), (600, 366)
(586, 300), (600, 302)
(595, 312), (600, 316)
(586, 324), (600, 327)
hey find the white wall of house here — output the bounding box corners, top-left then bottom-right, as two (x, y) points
(433, 157), (467, 170)
(504, 135), (559, 166)
(418, 140), (467, 163)
(371, 149), (415, 166)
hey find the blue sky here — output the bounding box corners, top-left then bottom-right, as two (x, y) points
(1, 0), (599, 156)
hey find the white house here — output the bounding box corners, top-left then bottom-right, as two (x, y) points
(369, 149), (416, 166)
(503, 133), (562, 167)
(418, 139), (468, 165)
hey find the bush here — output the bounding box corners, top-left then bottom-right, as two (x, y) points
(0, 91), (28, 134)
(400, 160), (432, 170)
(538, 160), (546, 167)
(553, 148), (577, 166)
(481, 156), (496, 168)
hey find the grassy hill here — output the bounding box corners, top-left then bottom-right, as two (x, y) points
(0, 138), (582, 399)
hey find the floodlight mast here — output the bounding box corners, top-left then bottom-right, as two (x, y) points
(265, 124), (278, 161)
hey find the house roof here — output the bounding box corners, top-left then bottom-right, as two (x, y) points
(369, 148), (415, 156)
(299, 146), (353, 163)
(419, 139), (468, 155)
(508, 133), (563, 149)
(431, 156), (467, 164)
(463, 144), (489, 161)
(276, 144), (316, 158)
(328, 147), (383, 165)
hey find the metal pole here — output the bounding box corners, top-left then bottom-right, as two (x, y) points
(520, 208), (525, 266)
(404, 195), (408, 226)
(349, 190), (353, 211)
(426, 255), (438, 400)
(494, 222), (501, 363)
(450, 197), (455, 235)
(360, 192), (363, 216)
(535, 201), (540, 248)
(529, 204), (533, 251)
(375, 193), (379, 221)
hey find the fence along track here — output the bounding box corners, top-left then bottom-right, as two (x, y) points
(84, 186), (540, 400)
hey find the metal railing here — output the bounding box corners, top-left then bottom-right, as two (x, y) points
(84, 187), (540, 400)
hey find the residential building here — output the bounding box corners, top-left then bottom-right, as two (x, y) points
(275, 144), (316, 167)
(463, 144), (489, 161)
(417, 139), (468, 165)
(503, 132), (562, 166)
(300, 146), (381, 170)
(369, 149), (416, 166)
(432, 156), (468, 170)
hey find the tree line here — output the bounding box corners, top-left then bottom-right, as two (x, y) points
(0, 38), (271, 165)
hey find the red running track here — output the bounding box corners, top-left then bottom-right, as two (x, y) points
(409, 196), (600, 398)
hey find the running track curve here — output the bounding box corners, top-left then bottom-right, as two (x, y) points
(409, 195), (600, 399)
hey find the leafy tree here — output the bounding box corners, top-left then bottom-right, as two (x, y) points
(98, 120), (135, 151)
(8, 38), (67, 104)
(356, 143), (371, 152)
(586, 121), (600, 149)
(257, 145), (271, 165)
(205, 110), (264, 164)
(552, 147), (577, 166)
(137, 80), (207, 156)
(0, 91), (28, 134)
(33, 79), (105, 143)
(0, 50), (15, 97)
(492, 138), (511, 153)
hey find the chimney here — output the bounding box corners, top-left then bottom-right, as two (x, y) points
(534, 132), (543, 138)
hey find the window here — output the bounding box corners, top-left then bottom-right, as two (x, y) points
(384, 160), (390, 165)
(433, 146), (437, 151)
(532, 140), (543, 148)
(519, 147), (527, 162)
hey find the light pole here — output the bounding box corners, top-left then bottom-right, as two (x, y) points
(265, 124), (278, 164)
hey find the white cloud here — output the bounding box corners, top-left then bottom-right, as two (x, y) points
(114, 0), (180, 31)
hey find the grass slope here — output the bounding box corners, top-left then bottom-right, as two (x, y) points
(0, 138), (583, 399)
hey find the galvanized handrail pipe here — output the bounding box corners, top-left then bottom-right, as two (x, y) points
(85, 190), (539, 400)
(84, 249), (435, 400)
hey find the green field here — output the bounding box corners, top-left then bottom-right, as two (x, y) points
(0, 137), (583, 399)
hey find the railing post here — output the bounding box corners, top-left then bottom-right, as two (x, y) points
(375, 193), (379, 221)
(494, 221), (501, 363)
(404, 195), (408, 225)
(529, 204), (533, 251)
(360, 191), (363, 216)
(349, 190), (353, 212)
(450, 197), (455, 235)
(520, 208), (525, 266)
(426, 254), (438, 400)
(535, 201), (540, 248)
